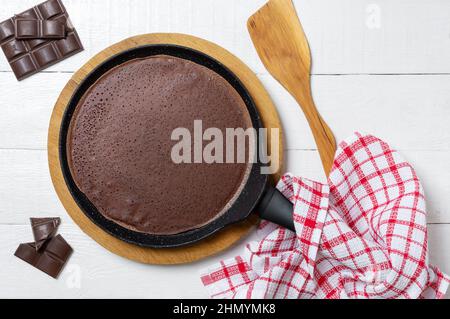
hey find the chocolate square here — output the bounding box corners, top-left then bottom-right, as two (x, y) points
(37, 0), (65, 19)
(1, 39), (27, 59)
(9, 55), (37, 79)
(15, 19), (66, 40)
(0, 19), (14, 41)
(33, 43), (59, 66)
(30, 217), (61, 250)
(56, 32), (82, 56)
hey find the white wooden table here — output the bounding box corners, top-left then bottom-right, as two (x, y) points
(1, 0), (449, 298)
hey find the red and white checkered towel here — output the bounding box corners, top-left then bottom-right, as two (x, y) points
(200, 133), (449, 299)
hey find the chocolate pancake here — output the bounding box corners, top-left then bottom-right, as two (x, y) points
(67, 55), (253, 235)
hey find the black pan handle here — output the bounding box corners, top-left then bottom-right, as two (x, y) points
(256, 186), (295, 231)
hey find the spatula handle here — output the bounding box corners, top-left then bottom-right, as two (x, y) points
(293, 88), (336, 175)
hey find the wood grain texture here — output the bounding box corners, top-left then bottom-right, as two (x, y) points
(47, 33), (283, 264)
(0, 0), (449, 298)
(2, 148), (450, 224)
(248, 0), (336, 175)
(1, 223), (448, 298)
(1, 73), (450, 153)
(2, 0), (450, 75)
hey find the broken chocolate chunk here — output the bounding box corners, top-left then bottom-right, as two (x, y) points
(14, 234), (72, 278)
(30, 217), (61, 250)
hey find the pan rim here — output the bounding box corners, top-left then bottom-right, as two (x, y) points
(59, 44), (268, 248)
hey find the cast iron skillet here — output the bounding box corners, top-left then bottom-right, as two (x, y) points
(59, 44), (294, 248)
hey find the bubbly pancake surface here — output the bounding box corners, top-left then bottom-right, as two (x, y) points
(67, 55), (252, 235)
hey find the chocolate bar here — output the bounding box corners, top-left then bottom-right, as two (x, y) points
(0, 0), (83, 80)
(15, 19), (66, 40)
(14, 234), (73, 278)
(30, 217), (61, 250)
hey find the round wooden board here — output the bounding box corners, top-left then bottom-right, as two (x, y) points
(48, 33), (283, 264)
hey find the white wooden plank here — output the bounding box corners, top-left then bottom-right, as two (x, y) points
(286, 150), (450, 224)
(260, 73), (450, 151)
(0, 223), (448, 298)
(0, 72), (72, 150)
(0, 223), (259, 298)
(1, 72), (449, 152)
(1, 0), (450, 74)
(0, 0), (449, 300)
(0, 149), (66, 223)
(0, 149), (449, 224)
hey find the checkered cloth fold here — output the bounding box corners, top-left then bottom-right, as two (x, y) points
(201, 133), (449, 299)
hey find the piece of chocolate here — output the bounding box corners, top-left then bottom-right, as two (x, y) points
(30, 217), (61, 250)
(0, 0), (83, 80)
(15, 19), (66, 40)
(14, 234), (72, 278)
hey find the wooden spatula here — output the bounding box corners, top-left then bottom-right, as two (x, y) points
(248, 0), (336, 175)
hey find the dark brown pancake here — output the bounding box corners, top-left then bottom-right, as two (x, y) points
(67, 55), (252, 235)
